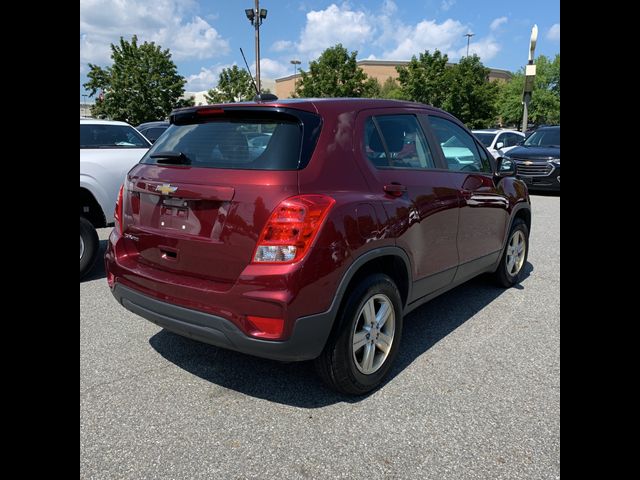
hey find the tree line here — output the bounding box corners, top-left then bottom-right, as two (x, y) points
(84, 37), (559, 129)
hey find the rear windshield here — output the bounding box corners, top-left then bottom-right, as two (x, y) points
(80, 124), (150, 148)
(140, 112), (316, 170)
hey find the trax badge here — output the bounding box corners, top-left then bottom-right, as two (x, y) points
(156, 184), (178, 195)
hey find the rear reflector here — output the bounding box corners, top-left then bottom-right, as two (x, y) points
(246, 316), (285, 339)
(252, 195), (335, 264)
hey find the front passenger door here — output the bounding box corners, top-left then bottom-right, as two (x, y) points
(426, 115), (509, 280)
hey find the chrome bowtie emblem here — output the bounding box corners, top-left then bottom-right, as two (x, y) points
(155, 184), (178, 195)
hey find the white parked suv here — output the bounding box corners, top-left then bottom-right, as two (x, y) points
(80, 119), (151, 278)
(472, 129), (525, 159)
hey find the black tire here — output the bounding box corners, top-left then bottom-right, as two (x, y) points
(494, 218), (529, 287)
(314, 274), (403, 395)
(80, 216), (99, 279)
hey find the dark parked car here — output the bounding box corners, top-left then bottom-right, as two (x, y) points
(106, 99), (531, 394)
(503, 126), (560, 191)
(136, 121), (170, 144)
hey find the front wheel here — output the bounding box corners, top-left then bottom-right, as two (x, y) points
(494, 218), (529, 287)
(315, 274), (403, 395)
(80, 216), (99, 279)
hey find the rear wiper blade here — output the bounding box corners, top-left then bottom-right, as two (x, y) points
(151, 151), (190, 164)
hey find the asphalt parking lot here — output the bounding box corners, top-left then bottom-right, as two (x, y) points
(80, 193), (559, 480)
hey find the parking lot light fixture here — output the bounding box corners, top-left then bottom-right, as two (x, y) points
(246, 1), (267, 92)
(290, 59), (301, 95)
(464, 33), (475, 57)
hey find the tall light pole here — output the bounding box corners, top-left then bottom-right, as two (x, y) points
(464, 33), (475, 57)
(245, 1), (267, 92)
(82, 94), (87, 116)
(521, 24), (538, 133)
(290, 59), (301, 95)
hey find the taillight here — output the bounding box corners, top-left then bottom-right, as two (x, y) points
(252, 195), (335, 264)
(114, 184), (124, 233)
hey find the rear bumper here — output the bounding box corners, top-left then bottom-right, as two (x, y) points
(111, 283), (333, 361)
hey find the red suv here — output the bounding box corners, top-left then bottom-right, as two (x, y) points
(105, 99), (531, 395)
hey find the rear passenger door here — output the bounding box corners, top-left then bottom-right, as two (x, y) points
(355, 109), (460, 301)
(425, 115), (509, 281)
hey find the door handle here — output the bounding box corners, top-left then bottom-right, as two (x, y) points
(460, 189), (473, 199)
(384, 183), (407, 197)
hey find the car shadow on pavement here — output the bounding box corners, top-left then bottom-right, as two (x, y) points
(149, 262), (533, 408)
(81, 240), (108, 283)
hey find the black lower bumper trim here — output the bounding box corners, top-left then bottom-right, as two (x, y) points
(112, 284), (333, 362)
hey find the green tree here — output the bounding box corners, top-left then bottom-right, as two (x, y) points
(174, 96), (195, 108)
(496, 54), (560, 126)
(443, 55), (499, 129)
(205, 65), (257, 103)
(396, 50), (451, 107)
(83, 35), (187, 124)
(378, 77), (407, 100)
(296, 44), (380, 98)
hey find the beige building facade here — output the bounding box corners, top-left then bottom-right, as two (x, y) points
(275, 59), (512, 99)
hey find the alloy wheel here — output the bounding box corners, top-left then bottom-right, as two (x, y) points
(352, 294), (396, 375)
(506, 230), (526, 276)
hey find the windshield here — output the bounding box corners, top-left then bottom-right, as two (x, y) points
(80, 124), (150, 148)
(524, 128), (560, 147)
(473, 132), (496, 147)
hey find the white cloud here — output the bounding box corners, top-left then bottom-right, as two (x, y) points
(383, 19), (467, 59)
(253, 58), (292, 80)
(297, 4), (374, 58)
(271, 40), (294, 52)
(382, 0), (397, 15)
(547, 23), (560, 41)
(441, 0), (456, 11)
(158, 16), (229, 60)
(490, 16), (508, 31)
(80, 0), (229, 67)
(185, 64), (231, 91)
(454, 36), (501, 61)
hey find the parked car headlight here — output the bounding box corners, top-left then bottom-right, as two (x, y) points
(549, 158), (560, 166)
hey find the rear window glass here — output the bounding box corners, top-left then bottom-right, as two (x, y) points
(141, 117), (304, 170)
(473, 132), (495, 147)
(80, 124), (150, 148)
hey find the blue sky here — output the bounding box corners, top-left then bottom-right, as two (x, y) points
(80, 0), (560, 101)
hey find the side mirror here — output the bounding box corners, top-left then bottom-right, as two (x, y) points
(495, 141), (504, 150)
(495, 157), (516, 177)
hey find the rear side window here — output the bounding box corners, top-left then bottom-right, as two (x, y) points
(429, 116), (489, 173)
(80, 124), (150, 149)
(141, 110), (320, 170)
(364, 115), (436, 170)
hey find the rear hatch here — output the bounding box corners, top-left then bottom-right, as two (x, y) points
(122, 105), (322, 289)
